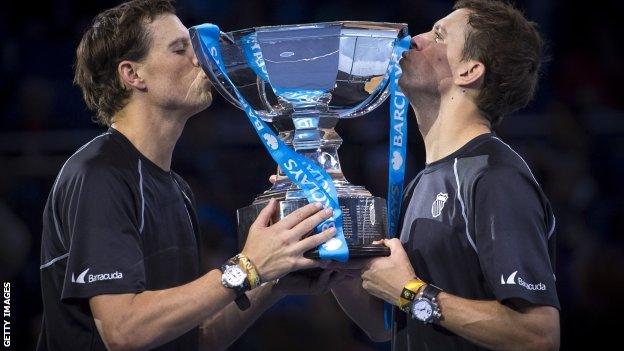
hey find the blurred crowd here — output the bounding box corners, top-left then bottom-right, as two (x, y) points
(1, 0), (622, 350)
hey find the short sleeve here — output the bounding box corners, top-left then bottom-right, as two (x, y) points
(59, 164), (146, 301)
(472, 166), (559, 309)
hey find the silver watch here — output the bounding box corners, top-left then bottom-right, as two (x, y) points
(220, 263), (248, 289)
(410, 284), (442, 323)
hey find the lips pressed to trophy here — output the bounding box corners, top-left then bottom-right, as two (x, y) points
(191, 21), (409, 260)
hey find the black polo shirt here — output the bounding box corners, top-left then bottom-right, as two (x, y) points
(392, 133), (559, 351)
(37, 128), (201, 351)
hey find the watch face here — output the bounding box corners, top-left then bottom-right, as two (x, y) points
(412, 300), (433, 321)
(224, 266), (247, 287)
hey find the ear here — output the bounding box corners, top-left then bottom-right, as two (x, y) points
(454, 60), (485, 87)
(118, 60), (147, 91)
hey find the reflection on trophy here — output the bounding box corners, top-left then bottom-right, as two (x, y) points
(191, 21), (409, 258)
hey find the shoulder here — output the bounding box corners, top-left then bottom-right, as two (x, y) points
(455, 135), (539, 187)
(475, 136), (536, 177)
(55, 132), (138, 191)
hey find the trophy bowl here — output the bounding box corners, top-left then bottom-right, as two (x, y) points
(191, 21), (409, 259)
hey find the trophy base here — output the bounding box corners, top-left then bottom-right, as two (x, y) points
(236, 195), (390, 259)
(303, 245), (390, 259)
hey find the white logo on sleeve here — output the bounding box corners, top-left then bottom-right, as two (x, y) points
(500, 270), (518, 284)
(72, 268), (123, 284)
(431, 192), (449, 218)
(501, 270), (546, 291)
(71, 268), (90, 284)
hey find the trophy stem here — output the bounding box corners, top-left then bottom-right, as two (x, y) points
(277, 112), (346, 177)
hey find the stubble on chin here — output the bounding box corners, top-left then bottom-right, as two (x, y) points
(183, 73), (213, 106)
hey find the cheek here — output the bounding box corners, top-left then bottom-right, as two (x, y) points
(148, 58), (189, 86)
(428, 45), (453, 79)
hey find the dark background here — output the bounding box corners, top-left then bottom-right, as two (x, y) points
(1, 0), (623, 350)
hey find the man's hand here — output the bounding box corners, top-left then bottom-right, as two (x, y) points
(360, 238), (416, 305)
(242, 199), (336, 282)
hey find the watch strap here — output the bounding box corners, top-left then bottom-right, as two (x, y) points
(421, 284), (442, 301)
(220, 262), (251, 311)
(234, 292), (251, 311)
(399, 278), (426, 312)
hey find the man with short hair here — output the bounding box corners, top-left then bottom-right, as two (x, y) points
(332, 1), (560, 350)
(37, 1), (338, 350)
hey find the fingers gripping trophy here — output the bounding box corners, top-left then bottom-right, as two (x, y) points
(190, 21), (410, 262)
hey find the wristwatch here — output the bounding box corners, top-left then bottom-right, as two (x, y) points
(410, 284), (443, 324)
(220, 260), (251, 311)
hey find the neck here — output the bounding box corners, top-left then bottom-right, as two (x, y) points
(111, 100), (188, 171)
(413, 89), (491, 164)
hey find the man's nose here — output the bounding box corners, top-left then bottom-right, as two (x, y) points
(411, 34), (432, 51)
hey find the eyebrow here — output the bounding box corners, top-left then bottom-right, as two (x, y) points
(433, 23), (447, 35)
(167, 37), (190, 49)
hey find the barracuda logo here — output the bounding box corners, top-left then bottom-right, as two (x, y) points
(71, 268), (90, 284)
(501, 271), (546, 291)
(72, 268), (123, 284)
(518, 277), (547, 291)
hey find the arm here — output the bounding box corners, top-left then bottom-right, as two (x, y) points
(361, 239), (560, 351)
(331, 275), (390, 342)
(198, 268), (344, 350)
(436, 294), (559, 351)
(198, 282), (280, 351)
(90, 200), (337, 351)
(91, 269), (236, 351)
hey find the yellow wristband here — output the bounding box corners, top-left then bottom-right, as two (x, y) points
(236, 254), (261, 289)
(398, 278), (426, 310)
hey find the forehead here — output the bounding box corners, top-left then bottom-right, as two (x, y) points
(145, 14), (188, 49)
(436, 8), (470, 34)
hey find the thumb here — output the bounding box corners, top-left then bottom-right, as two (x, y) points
(251, 198), (276, 229)
(269, 174), (277, 184)
(383, 238), (403, 252)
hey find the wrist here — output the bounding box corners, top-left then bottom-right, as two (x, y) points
(241, 250), (268, 282)
(398, 278), (426, 311)
(235, 253), (261, 290)
(219, 259), (251, 311)
(409, 284), (443, 324)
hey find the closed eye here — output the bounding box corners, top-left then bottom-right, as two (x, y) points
(434, 31), (443, 43)
(173, 46), (188, 54)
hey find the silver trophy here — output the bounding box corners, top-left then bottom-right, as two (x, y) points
(191, 21), (408, 258)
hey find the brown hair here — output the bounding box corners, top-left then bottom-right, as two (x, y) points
(74, 0), (176, 126)
(454, 0), (544, 125)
